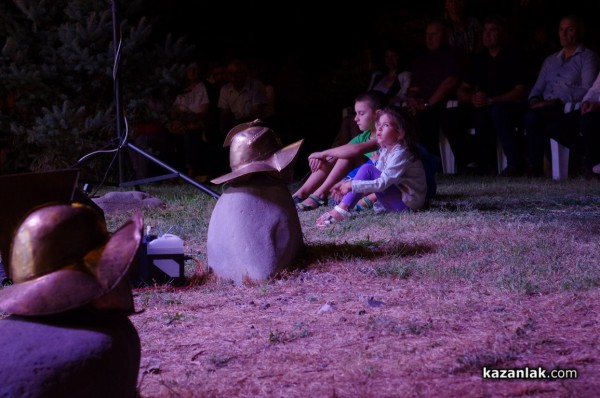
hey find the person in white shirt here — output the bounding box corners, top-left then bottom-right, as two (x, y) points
(218, 58), (268, 136)
(580, 72), (600, 176)
(169, 62), (211, 179)
(523, 15), (599, 176)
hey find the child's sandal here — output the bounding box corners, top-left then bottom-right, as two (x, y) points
(316, 205), (352, 227)
(296, 194), (325, 211)
(355, 196), (374, 212)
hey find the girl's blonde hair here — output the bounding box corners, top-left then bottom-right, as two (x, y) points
(376, 106), (420, 158)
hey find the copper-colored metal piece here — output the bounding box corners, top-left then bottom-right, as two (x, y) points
(211, 120), (303, 185)
(0, 204), (143, 316)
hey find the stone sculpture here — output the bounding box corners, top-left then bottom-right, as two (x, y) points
(207, 120), (304, 284)
(0, 203), (143, 398)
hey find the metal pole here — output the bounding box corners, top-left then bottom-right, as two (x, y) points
(111, 0), (125, 184)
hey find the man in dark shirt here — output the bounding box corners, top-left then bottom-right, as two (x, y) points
(441, 15), (529, 175)
(405, 19), (465, 165)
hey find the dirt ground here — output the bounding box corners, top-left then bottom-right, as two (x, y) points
(93, 186), (600, 397)
(131, 264), (599, 398)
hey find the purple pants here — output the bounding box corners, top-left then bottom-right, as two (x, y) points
(341, 163), (408, 212)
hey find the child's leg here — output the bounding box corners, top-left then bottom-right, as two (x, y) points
(293, 169), (329, 199)
(312, 156), (365, 198)
(346, 159), (374, 180)
(293, 158), (335, 199)
(316, 163), (377, 224)
(356, 193), (377, 211)
(298, 157), (361, 209)
(374, 186), (408, 212)
(339, 163), (381, 209)
(340, 163), (408, 212)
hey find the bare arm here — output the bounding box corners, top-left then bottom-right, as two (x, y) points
(406, 76), (459, 113)
(311, 139), (378, 161)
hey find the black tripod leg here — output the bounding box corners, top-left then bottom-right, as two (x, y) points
(124, 142), (221, 199)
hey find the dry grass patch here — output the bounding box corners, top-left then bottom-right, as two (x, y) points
(102, 175), (600, 397)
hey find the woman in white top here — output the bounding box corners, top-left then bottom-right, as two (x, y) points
(367, 46), (411, 106)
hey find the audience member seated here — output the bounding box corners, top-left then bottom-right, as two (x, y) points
(128, 88), (172, 180)
(203, 59), (227, 144)
(169, 62), (211, 181)
(441, 15), (529, 176)
(333, 43), (412, 148)
(218, 58), (269, 136)
(520, 22), (560, 86)
(293, 90), (387, 211)
(443, 0), (483, 57)
(579, 71), (600, 178)
(523, 14), (599, 177)
(405, 18), (465, 163)
(247, 57), (279, 129)
(367, 44), (412, 107)
(271, 52), (317, 147)
(202, 59), (229, 178)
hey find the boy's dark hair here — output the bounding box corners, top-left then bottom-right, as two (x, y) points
(355, 90), (388, 111)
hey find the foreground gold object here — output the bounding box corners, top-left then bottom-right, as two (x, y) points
(0, 203), (143, 316)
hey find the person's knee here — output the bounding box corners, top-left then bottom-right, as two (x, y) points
(319, 160), (335, 173)
(364, 163), (378, 171)
(355, 163), (378, 178)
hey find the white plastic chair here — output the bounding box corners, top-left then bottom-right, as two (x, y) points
(439, 129), (457, 175)
(549, 102), (580, 181)
(439, 100), (506, 175)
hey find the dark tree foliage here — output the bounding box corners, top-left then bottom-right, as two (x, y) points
(0, 0), (196, 180)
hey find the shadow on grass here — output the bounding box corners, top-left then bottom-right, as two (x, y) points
(290, 240), (434, 271)
(431, 192), (469, 201)
(429, 201), (503, 212)
(428, 190), (508, 212)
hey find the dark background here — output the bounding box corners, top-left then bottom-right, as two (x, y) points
(143, 0), (600, 62)
(142, 0), (600, 175)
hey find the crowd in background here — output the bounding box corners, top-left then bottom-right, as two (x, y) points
(129, 0), (600, 183)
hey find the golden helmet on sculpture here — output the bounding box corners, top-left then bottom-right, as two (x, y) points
(211, 120), (303, 185)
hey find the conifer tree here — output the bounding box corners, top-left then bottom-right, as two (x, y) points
(0, 0), (196, 180)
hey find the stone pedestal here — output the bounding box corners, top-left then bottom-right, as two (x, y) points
(0, 309), (140, 398)
(207, 176), (304, 284)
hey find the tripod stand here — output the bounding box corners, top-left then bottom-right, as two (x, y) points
(75, 0), (220, 200)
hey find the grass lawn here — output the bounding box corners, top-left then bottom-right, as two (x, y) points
(102, 174), (600, 397)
